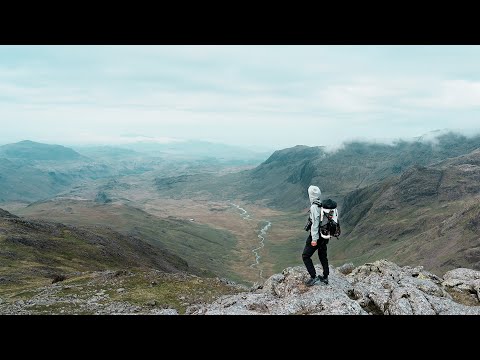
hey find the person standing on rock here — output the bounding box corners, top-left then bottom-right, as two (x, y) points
(302, 185), (330, 286)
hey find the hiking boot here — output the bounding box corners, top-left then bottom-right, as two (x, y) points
(318, 275), (329, 285)
(304, 276), (319, 287)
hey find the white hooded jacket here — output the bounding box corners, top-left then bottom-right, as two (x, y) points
(308, 185), (322, 242)
(308, 185), (339, 241)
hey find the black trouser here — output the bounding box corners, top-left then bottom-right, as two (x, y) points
(302, 234), (329, 278)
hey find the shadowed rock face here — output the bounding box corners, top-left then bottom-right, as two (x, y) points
(188, 260), (480, 315)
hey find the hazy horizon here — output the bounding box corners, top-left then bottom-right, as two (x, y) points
(2, 45), (480, 151)
(1, 128), (479, 154)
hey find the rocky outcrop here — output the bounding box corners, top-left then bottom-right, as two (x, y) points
(442, 268), (480, 304)
(2, 260), (479, 315)
(337, 262), (355, 275)
(188, 260), (480, 315)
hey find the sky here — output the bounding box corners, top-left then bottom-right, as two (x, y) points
(1, 45), (480, 151)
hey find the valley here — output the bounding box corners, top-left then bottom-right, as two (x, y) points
(2, 133), (480, 300)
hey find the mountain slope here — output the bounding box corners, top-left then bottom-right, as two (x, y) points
(0, 158), (73, 202)
(0, 208), (189, 289)
(0, 140), (84, 161)
(17, 199), (241, 282)
(245, 132), (480, 209)
(330, 148), (480, 273)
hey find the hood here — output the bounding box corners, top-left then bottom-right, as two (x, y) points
(308, 185), (321, 204)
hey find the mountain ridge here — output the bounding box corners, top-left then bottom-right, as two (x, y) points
(0, 140), (85, 161)
(330, 147), (480, 273)
(153, 131), (480, 210)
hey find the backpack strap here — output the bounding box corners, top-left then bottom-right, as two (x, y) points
(312, 199), (322, 207)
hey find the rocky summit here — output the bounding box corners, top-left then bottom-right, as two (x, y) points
(187, 260), (480, 315)
(1, 259), (479, 315)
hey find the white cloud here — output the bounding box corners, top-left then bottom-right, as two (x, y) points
(403, 80), (480, 109)
(1, 46), (480, 149)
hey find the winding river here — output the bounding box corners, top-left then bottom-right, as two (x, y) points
(231, 202), (271, 281)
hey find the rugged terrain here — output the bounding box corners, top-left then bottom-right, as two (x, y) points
(2, 259), (478, 315)
(189, 260), (480, 315)
(330, 148), (480, 273)
(0, 207), (246, 315)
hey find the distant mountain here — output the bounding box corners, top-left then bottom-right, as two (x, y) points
(0, 140), (84, 161)
(0, 141), (134, 203)
(330, 147), (480, 274)
(154, 132), (480, 210)
(0, 157), (72, 202)
(122, 139), (270, 163)
(73, 146), (143, 160)
(0, 139), (267, 204)
(249, 132), (480, 209)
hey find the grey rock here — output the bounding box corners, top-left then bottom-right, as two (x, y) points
(185, 304), (204, 315)
(192, 260), (480, 315)
(262, 273), (285, 296)
(151, 308), (179, 315)
(337, 263), (355, 275)
(145, 300), (157, 307)
(250, 282), (263, 291)
(98, 301), (141, 314)
(444, 268), (480, 282)
(426, 295), (480, 315)
(388, 287), (436, 315)
(442, 268), (480, 302)
(116, 288), (126, 293)
(193, 265), (362, 315)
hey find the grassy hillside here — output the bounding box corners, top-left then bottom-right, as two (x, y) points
(0, 208), (244, 315)
(0, 208), (189, 293)
(17, 200), (243, 283)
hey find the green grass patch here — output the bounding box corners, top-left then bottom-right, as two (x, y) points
(106, 273), (239, 314)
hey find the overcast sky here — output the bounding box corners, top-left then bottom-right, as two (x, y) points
(1, 45), (480, 151)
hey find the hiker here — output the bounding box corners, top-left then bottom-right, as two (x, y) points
(302, 185), (331, 286)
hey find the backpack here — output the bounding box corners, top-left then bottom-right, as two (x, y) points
(319, 199), (341, 238)
(305, 198), (341, 238)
